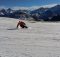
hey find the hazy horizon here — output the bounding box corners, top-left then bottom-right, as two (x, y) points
(0, 4), (58, 10)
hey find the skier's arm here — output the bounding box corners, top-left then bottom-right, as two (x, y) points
(16, 23), (20, 28)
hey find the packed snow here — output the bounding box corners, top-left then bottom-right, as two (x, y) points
(0, 17), (60, 57)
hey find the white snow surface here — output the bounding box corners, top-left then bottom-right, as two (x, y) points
(0, 17), (60, 57)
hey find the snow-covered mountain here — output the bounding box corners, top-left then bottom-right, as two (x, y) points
(0, 4), (60, 21)
(30, 7), (49, 14)
(38, 5), (60, 21)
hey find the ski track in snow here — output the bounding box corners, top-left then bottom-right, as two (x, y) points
(0, 17), (60, 57)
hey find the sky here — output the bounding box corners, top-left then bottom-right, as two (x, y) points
(0, 0), (60, 10)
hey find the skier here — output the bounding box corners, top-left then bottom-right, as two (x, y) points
(16, 21), (28, 28)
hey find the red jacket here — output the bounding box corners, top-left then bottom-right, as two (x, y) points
(17, 21), (26, 28)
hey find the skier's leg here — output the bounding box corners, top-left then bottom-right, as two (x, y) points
(24, 25), (28, 28)
(19, 24), (24, 28)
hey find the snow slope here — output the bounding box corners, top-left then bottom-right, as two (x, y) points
(0, 17), (60, 57)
